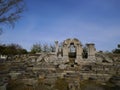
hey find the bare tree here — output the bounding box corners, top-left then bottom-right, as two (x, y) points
(0, 0), (25, 28)
(43, 43), (50, 52)
(31, 43), (42, 54)
(50, 44), (55, 52)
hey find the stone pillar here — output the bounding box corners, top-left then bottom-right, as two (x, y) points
(62, 44), (69, 63)
(55, 41), (59, 55)
(58, 47), (62, 59)
(86, 43), (96, 60)
(75, 44), (83, 64)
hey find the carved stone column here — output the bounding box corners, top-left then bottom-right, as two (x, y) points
(75, 44), (83, 64)
(86, 43), (96, 60)
(62, 44), (69, 63)
(55, 41), (59, 55)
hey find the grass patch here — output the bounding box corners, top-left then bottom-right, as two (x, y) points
(54, 78), (68, 90)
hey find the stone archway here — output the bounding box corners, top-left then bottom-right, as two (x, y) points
(69, 43), (76, 58)
(62, 38), (83, 64)
(68, 43), (76, 64)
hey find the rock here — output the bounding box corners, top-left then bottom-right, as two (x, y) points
(59, 64), (67, 69)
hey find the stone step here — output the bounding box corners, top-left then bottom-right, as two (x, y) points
(69, 58), (75, 64)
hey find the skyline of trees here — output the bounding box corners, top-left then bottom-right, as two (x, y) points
(30, 43), (55, 54)
(0, 43), (27, 59)
(0, 42), (120, 58)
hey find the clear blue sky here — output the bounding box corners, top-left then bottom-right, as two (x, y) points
(1, 0), (120, 51)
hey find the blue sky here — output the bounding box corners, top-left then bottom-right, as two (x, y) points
(1, 0), (120, 51)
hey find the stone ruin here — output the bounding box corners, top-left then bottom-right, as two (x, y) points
(0, 38), (120, 90)
(55, 38), (96, 64)
(35, 38), (97, 69)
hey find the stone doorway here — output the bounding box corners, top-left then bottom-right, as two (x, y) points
(69, 43), (76, 64)
(62, 38), (83, 64)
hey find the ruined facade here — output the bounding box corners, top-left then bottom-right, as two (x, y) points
(55, 38), (96, 64)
